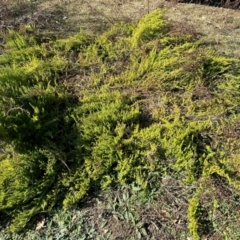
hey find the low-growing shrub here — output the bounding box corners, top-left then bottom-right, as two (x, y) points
(0, 9), (240, 239)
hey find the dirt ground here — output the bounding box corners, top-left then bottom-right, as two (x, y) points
(1, 0), (240, 57)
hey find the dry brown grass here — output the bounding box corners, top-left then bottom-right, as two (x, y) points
(1, 0), (240, 58)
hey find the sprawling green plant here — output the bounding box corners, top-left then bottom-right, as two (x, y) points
(1, 9), (240, 238)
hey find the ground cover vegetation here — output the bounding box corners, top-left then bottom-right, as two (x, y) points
(0, 6), (240, 239)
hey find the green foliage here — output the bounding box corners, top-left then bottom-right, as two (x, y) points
(131, 9), (169, 47)
(0, 9), (240, 239)
(62, 91), (164, 207)
(0, 29), (79, 232)
(188, 194), (201, 240)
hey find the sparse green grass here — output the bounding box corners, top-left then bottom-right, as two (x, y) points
(1, 2), (240, 240)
